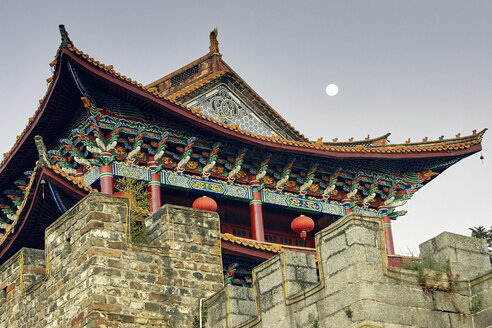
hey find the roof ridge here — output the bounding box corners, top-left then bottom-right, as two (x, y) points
(376, 129), (487, 148)
(224, 67), (309, 141)
(145, 29), (223, 89)
(322, 133), (392, 146)
(144, 51), (217, 89)
(0, 45), (62, 171)
(221, 233), (316, 253)
(50, 164), (96, 192)
(221, 233), (282, 253)
(140, 30), (309, 141)
(165, 70), (229, 101)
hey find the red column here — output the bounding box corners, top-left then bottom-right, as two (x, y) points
(99, 162), (114, 195)
(379, 205), (395, 255)
(147, 157), (162, 213)
(342, 192), (352, 214)
(249, 180), (265, 241)
(75, 167), (84, 178)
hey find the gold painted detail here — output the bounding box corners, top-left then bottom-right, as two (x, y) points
(288, 198), (321, 211)
(211, 165), (224, 174)
(186, 161), (199, 170)
(190, 180), (225, 193)
(285, 180), (296, 188)
(162, 156), (175, 165)
(236, 170), (247, 180)
(114, 146), (126, 155)
(309, 184), (320, 193)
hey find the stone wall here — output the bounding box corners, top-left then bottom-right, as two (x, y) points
(206, 214), (492, 328)
(1, 193), (490, 328)
(0, 193), (223, 327)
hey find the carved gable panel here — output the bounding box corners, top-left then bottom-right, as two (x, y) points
(185, 84), (279, 137)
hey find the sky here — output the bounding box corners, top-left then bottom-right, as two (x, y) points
(0, 1), (490, 254)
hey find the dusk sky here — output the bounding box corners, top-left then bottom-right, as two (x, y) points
(0, 1), (490, 254)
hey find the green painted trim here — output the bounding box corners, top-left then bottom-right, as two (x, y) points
(249, 200), (262, 205)
(99, 173), (114, 178)
(148, 181), (161, 186)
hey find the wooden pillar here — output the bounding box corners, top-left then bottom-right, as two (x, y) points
(75, 167), (84, 178)
(342, 192), (352, 214)
(249, 180), (265, 241)
(147, 156), (162, 213)
(379, 205), (395, 255)
(99, 161), (114, 195)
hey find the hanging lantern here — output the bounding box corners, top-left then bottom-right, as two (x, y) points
(291, 214), (315, 240)
(192, 196), (218, 212)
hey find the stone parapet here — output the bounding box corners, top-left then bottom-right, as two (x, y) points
(205, 214), (492, 328)
(419, 231), (490, 280)
(0, 193), (223, 327)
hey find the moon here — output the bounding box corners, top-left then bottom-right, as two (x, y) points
(325, 84), (339, 96)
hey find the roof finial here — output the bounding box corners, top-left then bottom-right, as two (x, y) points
(209, 28), (219, 54)
(59, 24), (72, 47)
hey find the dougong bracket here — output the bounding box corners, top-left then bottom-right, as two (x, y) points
(255, 154), (271, 182)
(275, 158), (295, 191)
(176, 137), (197, 172)
(362, 179), (383, 206)
(153, 131), (170, 163)
(227, 148), (246, 182)
(299, 163), (318, 194)
(202, 143), (221, 177)
(322, 168), (342, 199)
(346, 171), (363, 200)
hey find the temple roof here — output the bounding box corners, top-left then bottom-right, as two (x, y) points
(222, 233), (283, 254)
(0, 26), (486, 194)
(0, 37), (485, 178)
(145, 30), (309, 141)
(221, 233), (316, 260)
(0, 162), (92, 261)
(0, 26), (487, 263)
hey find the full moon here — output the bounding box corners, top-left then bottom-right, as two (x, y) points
(325, 84), (339, 96)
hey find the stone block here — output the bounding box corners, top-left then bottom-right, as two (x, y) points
(293, 303), (318, 327)
(432, 291), (470, 314)
(255, 259), (283, 293)
(319, 232), (347, 259)
(419, 231), (490, 279)
(345, 224), (377, 247)
(474, 306), (492, 328)
(0, 194), (224, 328)
(5, 198), (491, 328)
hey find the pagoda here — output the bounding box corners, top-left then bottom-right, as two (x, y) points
(0, 26), (485, 285)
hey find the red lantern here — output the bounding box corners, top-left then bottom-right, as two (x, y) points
(192, 196), (218, 212)
(291, 214), (315, 240)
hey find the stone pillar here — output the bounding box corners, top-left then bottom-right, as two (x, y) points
(147, 156), (162, 213)
(99, 156), (114, 195)
(249, 180), (265, 241)
(378, 205), (395, 255)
